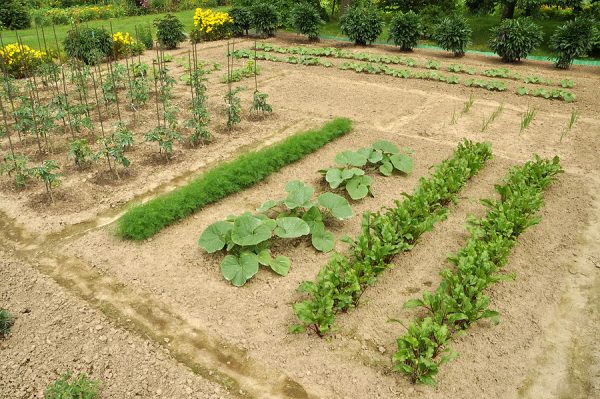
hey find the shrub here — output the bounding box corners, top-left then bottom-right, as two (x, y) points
(550, 18), (596, 69)
(433, 14), (472, 57)
(44, 373), (100, 399)
(340, 3), (384, 46)
(229, 6), (252, 37)
(191, 8), (233, 42)
(0, 0), (30, 30)
(155, 14), (186, 50)
(63, 26), (113, 65)
(289, 3), (323, 41)
(112, 31), (145, 58)
(250, 3), (279, 38)
(136, 23), (154, 50)
(0, 44), (49, 79)
(489, 17), (543, 63)
(418, 4), (445, 39)
(389, 11), (422, 51)
(0, 309), (14, 338)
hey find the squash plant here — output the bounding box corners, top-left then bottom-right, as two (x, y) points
(321, 140), (413, 200)
(199, 180), (352, 286)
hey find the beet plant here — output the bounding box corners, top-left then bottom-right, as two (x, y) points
(199, 180), (352, 286)
(321, 141), (413, 200)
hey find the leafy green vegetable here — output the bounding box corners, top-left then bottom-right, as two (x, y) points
(221, 252), (259, 287)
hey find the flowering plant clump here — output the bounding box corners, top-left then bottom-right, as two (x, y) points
(31, 5), (125, 27)
(0, 44), (48, 78)
(113, 32), (145, 58)
(191, 8), (233, 42)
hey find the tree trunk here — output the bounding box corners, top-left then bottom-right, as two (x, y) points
(340, 0), (353, 15)
(502, 1), (517, 19)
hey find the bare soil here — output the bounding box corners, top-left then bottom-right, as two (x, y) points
(1, 36), (599, 399)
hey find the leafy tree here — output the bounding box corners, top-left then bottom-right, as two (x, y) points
(433, 14), (472, 57)
(340, 2), (384, 45)
(489, 17), (543, 62)
(550, 17), (596, 69)
(155, 14), (186, 50)
(289, 3), (324, 41)
(389, 11), (422, 51)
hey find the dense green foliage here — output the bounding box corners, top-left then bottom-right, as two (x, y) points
(389, 11), (422, 51)
(155, 13), (186, 50)
(489, 17), (544, 62)
(63, 26), (113, 65)
(229, 6), (253, 37)
(0, 309), (14, 338)
(291, 140), (492, 337)
(394, 155), (562, 386)
(44, 373), (100, 399)
(0, 0), (30, 30)
(340, 2), (385, 45)
(117, 118), (353, 240)
(433, 14), (473, 57)
(289, 3), (324, 41)
(250, 3), (279, 38)
(550, 17), (596, 69)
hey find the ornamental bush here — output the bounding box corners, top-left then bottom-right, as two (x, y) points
(155, 14), (186, 49)
(0, 0), (30, 30)
(63, 26), (113, 65)
(0, 44), (49, 79)
(250, 3), (279, 38)
(340, 3), (384, 46)
(550, 18), (596, 69)
(289, 3), (323, 42)
(489, 17), (543, 63)
(433, 14), (472, 57)
(191, 8), (233, 42)
(229, 6), (252, 37)
(389, 11), (422, 51)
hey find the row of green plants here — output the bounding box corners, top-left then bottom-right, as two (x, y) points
(252, 43), (579, 88)
(117, 118), (353, 240)
(516, 86), (576, 102)
(198, 139), (415, 286)
(392, 155), (562, 386)
(291, 140), (493, 337)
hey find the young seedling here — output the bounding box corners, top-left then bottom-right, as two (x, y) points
(68, 138), (94, 167)
(44, 373), (100, 399)
(0, 308), (15, 338)
(481, 103), (504, 133)
(450, 109), (458, 125)
(519, 105), (536, 134)
(0, 153), (30, 188)
(560, 109), (578, 142)
(225, 87), (243, 129)
(462, 93), (475, 114)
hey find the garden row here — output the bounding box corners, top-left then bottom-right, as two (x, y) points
(231, 48), (577, 102)
(393, 155), (562, 385)
(251, 43), (576, 89)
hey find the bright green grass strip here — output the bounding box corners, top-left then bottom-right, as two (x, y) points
(117, 118), (353, 240)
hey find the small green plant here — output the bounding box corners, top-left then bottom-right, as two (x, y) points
(0, 153), (30, 188)
(250, 3), (278, 38)
(433, 15), (472, 57)
(560, 79), (574, 88)
(289, 3), (323, 42)
(550, 18), (596, 69)
(225, 86), (243, 129)
(524, 75), (552, 85)
(462, 93), (475, 114)
(0, 309), (15, 338)
(388, 11), (422, 51)
(68, 139), (94, 167)
(155, 14), (186, 50)
(145, 126), (183, 159)
(481, 103), (504, 132)
(483, 68), (520, 80)
(489, 18), (543, 63)
(450, 109), (458, 125)
(520, 105), (536, 134)
(321, 141), (413, 200)
(463, 79), (507, 92)
(220, 61), (259, 84)
(560, 109), (578, 142)
(44, 373), (100, 399)
(340, 2), (384, 46)
(97, 126), (132, 179)
(30, 160), (61, 203)
(425, 59), (440, 70)
(199, 180), (353, 286)
(250, 91), (272, 114)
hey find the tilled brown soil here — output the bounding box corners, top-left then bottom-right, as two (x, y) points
(1, 36), (599, 399)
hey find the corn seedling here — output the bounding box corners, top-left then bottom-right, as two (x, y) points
(462, 93), (475, 114)
(560, 109), (578, 142)
(520, 105), (536, 134)
(450, 109), (458, 125)
(481, 103), (504, 132)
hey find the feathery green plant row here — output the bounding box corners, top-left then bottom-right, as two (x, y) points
(117, 118), (353, 240)
(291, 140), (493, 337)
(393, 155), (562, 386)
